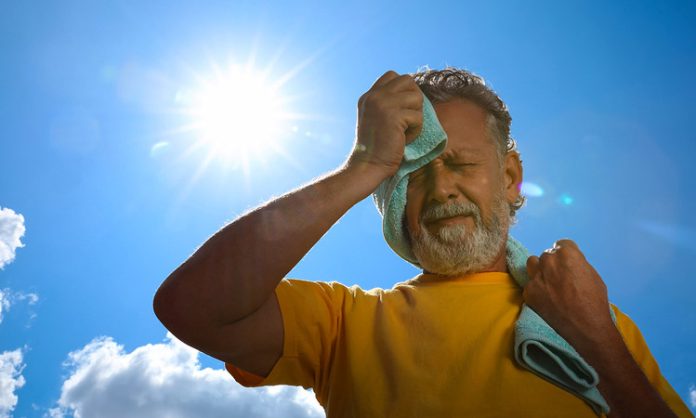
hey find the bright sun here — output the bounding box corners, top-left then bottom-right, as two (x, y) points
(178, 62), (295, 171)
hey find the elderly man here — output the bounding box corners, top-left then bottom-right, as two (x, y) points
(154, 68), (692, 417)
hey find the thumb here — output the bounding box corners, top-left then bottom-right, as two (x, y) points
(404, 123), (422, 144)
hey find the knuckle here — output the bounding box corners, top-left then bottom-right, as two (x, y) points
(398, 74), (414, 83)
(361, 93), (381, 111)
(557, 238), (577, 250)
(358, 92), (368, 106)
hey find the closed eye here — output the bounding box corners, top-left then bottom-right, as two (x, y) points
(448, 162), (477, 170)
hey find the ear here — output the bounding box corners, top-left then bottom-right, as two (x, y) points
(503, 151), (523, 206)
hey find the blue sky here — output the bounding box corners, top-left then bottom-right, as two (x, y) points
(1, 0), (695, 416)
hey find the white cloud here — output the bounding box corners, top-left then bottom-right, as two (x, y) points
(49, 333), (325, 418)
(0, 289), (39, 324)
(690, 384), (695, 407)
(0, 291), (8, 324)
(15, 292), (39, 305)
(0, 207), (26, 269)
(0, 349), (26, 418)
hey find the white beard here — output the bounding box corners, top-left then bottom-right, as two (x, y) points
(409, 191), (509, 276)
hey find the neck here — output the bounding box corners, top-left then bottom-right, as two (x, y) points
(478, 240), (509, 273)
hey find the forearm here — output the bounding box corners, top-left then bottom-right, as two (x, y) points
(154, 162), (385, 336)
(575, 325), (677, 418)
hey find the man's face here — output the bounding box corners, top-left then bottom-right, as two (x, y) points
(405, 99), (521, 275)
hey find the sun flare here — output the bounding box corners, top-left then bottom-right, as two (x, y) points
(178, 62), (295, 170)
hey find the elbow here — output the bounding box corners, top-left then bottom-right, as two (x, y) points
(153, 281), (174, 331)
(152, 273), (217, 349)
(153, 285), (201, 350)
(153, 274), (187, 337)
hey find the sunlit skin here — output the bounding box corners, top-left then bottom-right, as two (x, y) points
(405, 99), (523, 274)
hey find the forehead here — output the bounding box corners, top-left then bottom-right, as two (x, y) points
(433, 99), (494, 156)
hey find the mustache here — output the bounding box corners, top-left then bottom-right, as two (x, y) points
(420, 201), (481, 223)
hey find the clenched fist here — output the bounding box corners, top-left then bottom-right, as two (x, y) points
(346, 70), (424, 180)
(524, 239), (615, 353)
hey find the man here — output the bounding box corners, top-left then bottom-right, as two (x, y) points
(153, 68), (692, 417)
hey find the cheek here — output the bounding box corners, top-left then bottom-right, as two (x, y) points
(405, 213), (421, 239)
(471, 168), (500, 188)
(463, 173), (504, 214)
(405, 188), (423, 237)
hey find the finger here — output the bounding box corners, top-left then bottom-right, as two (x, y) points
(383, 74), (420, 94)
(555, 238), (579, 252)
(370, 70), (401, 90)
(373, 89), (423, 110)
(393, 89), (424, 110)
(538, 249), (553, 263)
(359, 77), (420, 112)
(543, 240), (561, 254)
(537, 249), (561, 276)
(552, 239), (585, 264)
(405, 126), (422, 144)
(402, 109), (424, 144)
(526, 255), (540, 279)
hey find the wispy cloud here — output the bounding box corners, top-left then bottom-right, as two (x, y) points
(0, 349), (25, 418)
(48, 333), (325, 418)
(690, 384), (695, 407)
(0, 207), (25, 269)
(0, 292), (8, 324)
(0, 289), (39, 324)
(0, 288), (34, 417)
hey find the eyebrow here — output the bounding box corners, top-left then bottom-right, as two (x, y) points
(440, 147), (487, 160)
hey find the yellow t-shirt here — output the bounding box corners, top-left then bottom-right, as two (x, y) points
(226, 272), (693, 418)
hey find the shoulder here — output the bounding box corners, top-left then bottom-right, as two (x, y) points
(279, 277), (377, 293)
(609, 303), (658, 371)
(277, 278), (385, 306)
(610, 303), (644, 344)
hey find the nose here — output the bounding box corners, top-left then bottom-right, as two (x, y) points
(427, 162), (459, 203)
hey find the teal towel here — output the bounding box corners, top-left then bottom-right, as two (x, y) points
(508, 236), (616, 416)
(372, 93), (447, 266)
(372, 94), (613, 415)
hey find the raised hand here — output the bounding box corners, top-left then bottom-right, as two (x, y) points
(347, 70), (424, 180)
(524, 239), (615, 352)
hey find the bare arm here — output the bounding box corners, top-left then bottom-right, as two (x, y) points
(524, 240), (679, 418)
(153, 71), (424, 374)
(153, 164), (384, 343)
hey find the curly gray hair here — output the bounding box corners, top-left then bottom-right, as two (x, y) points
(411, 66), (526, 218)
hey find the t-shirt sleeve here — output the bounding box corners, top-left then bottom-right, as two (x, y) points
(611, 304), (694, 418)
(225, 278), (345, 392)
